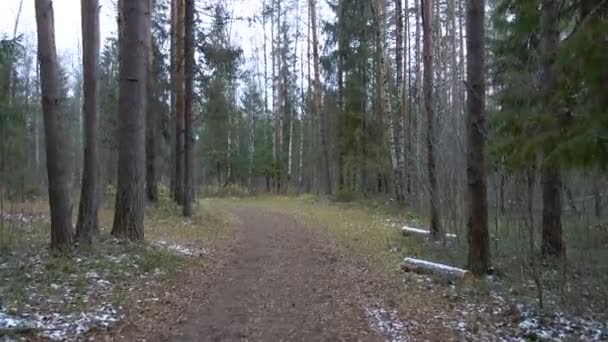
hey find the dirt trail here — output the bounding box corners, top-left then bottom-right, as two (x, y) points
(156, 206), (388, 342)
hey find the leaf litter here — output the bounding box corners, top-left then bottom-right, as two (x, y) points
(0, 239), (182, 341)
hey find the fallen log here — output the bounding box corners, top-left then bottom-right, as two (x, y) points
(401, 257), (474, 282)
(401, 226), (457, 239)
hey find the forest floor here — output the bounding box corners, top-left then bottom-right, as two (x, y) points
(1, 195), (607, 341)
(103, 196), (608, 341)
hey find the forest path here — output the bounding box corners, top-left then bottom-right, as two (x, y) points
(156, 205), (390, 342)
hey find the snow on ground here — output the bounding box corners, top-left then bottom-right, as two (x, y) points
(366, 304), (409, 342)
(0, 211), (49, 225)
(513, 304), (607, 341)
(400, 271), (607, 341)
(440, 288), (607, 341)
(153, 240), (209, 257)
(0, 252), (124, 340)
(0, 304), (122, 341)
(0, 243), (159, 340)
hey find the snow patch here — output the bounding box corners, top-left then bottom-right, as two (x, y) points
(515, 304), (607, 341)
(366, 305), (409, 342)
(0, 304), (122, 340)
(0, 211), (49, 224)
(153, 240), (208, 257)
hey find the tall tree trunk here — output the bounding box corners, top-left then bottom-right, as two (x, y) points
(413, 0), (422, 204)
(395, 0), (406, 204)
(271, 0), (277, 191)
(76, 0), (101, 245)
(35, 0), (73, 251)
(111, 0), (149, 241)
(378, 0), (401, 204)
(183, 0), (194, 217)
(421, 0), (442, 239)
(276, 0), (284, 192)
(173, 0), (185, 204)
(405, 0), (412, 195)
(466, 0), (490, 275)
(169, 0), (177, 196)
(540, 0), (565, 258)
(146, 0), (159, 202)
(310, 0), (332, 195)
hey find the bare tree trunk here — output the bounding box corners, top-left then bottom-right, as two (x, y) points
(395, 0), (406, 204)
(183, 0), (194, 217)
(76, 0), (101, 245)
(541, 166), (564, 257)
(540, 0), (565, 258)
(421, 0), (442, 239)
(35, 0), (73, 251)
(146, 0), (159, 203)
(403, 0), (413, 197)
(112, 0), (149, 241)
(169, 0), (177, 196)
(310, 0), (332, 195)
(173, 0), (185, 204)
(276, 0), (284, 192)
(271, 0), (277, 191)
(465, 0), (490, 275)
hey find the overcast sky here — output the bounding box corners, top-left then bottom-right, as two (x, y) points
(0, 0), (302, 57)
(1, 0), (117, 55)
(1, 0), (329, 103)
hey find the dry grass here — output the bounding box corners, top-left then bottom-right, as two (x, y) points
(212, 195), (421, 274)
(212, 195), (608, 320)
(0, 192), (236, 340)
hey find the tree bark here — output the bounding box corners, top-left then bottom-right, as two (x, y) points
(146, 0), (159, 202)
(310, 0), (332, 195)
(421, 0), (442, 239)
(111, 0), (149, 241)
(173, 0), (186, 204)
(540, 0), (565, 258)
(372, 0), (403, 204)
(35, 0), (74, 251)
(183, 0), (194, 216)
(465, 0), (490, 275)
(394, 0), (406, 205)
(169, 0), (177, 196)
(76, 0), (101, 245)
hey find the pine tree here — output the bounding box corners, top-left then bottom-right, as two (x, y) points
(466, 0), (491, 275)
(112, 0), (150, 241)
(421, 0), (442, 239)
(35, 0), (74, 251)
(76, 0), (101, 245)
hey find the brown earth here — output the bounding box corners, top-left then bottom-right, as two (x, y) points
(103, 205), (455, 342)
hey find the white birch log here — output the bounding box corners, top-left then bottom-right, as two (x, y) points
(401, 257), (474, 282)
(401, 226), (457, 239)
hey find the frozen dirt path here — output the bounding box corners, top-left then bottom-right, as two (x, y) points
(158, 206), (390, 342)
